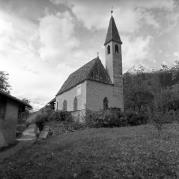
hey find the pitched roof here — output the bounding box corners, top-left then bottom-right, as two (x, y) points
(56, 57), (112, 95)
(104, 16), (122, 45)
(0, 90), (32, 108)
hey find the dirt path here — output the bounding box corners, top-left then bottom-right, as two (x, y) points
(0, 124), (40, 161)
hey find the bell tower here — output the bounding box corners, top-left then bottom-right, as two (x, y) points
(104, 13), (124, 111)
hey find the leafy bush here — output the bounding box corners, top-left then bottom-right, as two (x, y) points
(162, 111), (174, 123)
(152, 111), (164, 132)
(151, 110), (178, 133)
(48, 111), (72, 122)
(34, 110), (73, 131)
(125, 111), (148, 126)
(102, 108), (127, 127)
(63, 121), (86, 131)
(35, 112), (49, 131)
(85, 108), (148, 128)
(34, 109), (149, 131)
(176, 110), (179, 123)
(85, 110), (102, 128)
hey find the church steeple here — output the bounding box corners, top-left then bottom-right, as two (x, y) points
(104, 14), (124, 111)
(104, 15), (122, 45)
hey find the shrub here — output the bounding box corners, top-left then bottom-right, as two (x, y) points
(35, 112), (49, 131)
(152, 111), (165, 132)
(102, 108), (127, 127)
(175, 110), (179, 123)
(48, 111), (73, 122)
(85, 110), (102, 128)
(34, 110), (73, 131)
(162, 110), (176, 123)
(85, 108), (128, 128)
(151, 110), (178, 133)
(125, 111), (148, 126)
(64, 121), (86, 131)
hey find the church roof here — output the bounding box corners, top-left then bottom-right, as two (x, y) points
(104, 16), (122, 45)
(56, 57), (112, 95)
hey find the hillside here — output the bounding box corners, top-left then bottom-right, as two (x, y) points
(123, 64), (179, 112)
(0, 124), (179, 178)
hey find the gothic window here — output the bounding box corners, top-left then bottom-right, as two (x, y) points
(107, 45), (110, 54)
(63, 100), (67, 111)
(115, 44), (119, 53)
(73, 97), (78, 111)
(103, 97), (108, 110)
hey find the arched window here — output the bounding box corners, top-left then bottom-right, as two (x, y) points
(107, 45), (110, 54)
(73, 97), (78, 111)
(103, 97), (109, 110)
(63, 100), (67, 111)
(115, 44), (119, 53)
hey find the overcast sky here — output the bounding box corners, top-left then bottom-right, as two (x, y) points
(0, 0), (179, 110)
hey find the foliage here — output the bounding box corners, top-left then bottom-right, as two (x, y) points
(85, 109), (124, 128)
(124, 63), (179, 114)
(0, 71), (11, 93)
(125, 111), (148, 126)
(35, 112), (49, 131)
(152, 111), (164, 132)
(85, 109), (148, 128)
(34, 110), (73, 131)
(101, 108), (129, 127)
(49, 111), (73, 122)
(22, 98), (31, 105)
(63, 121), (86, 131)
(151, 110), (179, 133)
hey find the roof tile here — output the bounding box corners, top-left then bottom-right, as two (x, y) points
(56, 57), (112, 95)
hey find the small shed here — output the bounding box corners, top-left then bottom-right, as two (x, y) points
(0, 90), (32, 148)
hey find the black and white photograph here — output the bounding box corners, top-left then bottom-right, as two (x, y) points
(0, 0), (179, 178)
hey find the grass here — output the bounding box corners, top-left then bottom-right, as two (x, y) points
(0, 123), (179, 179)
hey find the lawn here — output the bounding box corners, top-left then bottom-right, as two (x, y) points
(0, 123), (179, 179)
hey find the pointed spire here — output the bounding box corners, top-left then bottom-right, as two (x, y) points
(97, 51), (99, 58)
(104, 15), (122, 45)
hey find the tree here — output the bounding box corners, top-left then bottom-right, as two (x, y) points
(0, 71), (11, 93)
(22, 98), (31, 105)
(19, 98), (32, 122)
(132, 91), (154, 112)
(124, 70), (156, 112)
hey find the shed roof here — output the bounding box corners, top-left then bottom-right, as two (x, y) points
(0, 90), (32, 108)
(56, 57), (112, 95)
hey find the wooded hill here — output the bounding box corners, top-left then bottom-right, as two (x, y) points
(123, 62), (179, 113)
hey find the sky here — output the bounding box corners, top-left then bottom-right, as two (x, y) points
(0, 0), (179, 110)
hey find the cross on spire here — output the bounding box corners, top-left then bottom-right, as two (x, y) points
(111, 10), (113, 15)
(111, 6), (113, 16)
(97, 52), (99, 57)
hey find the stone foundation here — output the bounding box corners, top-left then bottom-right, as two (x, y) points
(71, 109), (86, 123)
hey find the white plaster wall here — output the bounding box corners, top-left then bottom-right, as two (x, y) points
(0, 100), (19, 147)
(56, 81), (86, 111)
(105, 41), (124, 111)
(86, 80), (123, 111)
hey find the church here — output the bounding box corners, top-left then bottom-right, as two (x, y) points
(55, 14), (124, 118)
